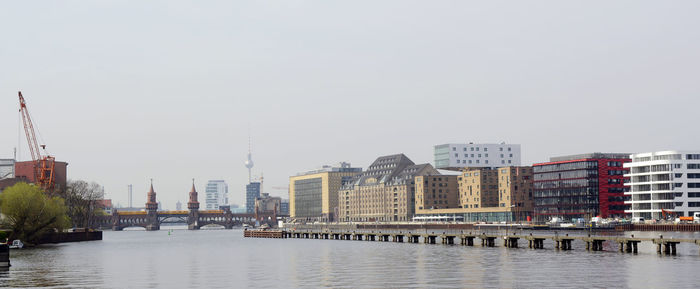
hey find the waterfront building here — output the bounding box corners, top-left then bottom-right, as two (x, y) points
(280, 199), (290, 215)
(98, 199), (113, 215)
(14, 160), (69, 192)
(289, 162), (361, 222)
(205, 180), (229, 210)
(498, 166), (534, 221)
(339, 154), (439, 222)
(459, 168), (499, 209)
(246, 182), (261, 213)
(625, 151), (700, 219)
(414, 166), (534, 222)
(415, 175), (459, 210)
(434, 143), (521, 170)
(255, 193), (281, 214)
(0, 159), (14, 179)
(533, 153), (630, 222)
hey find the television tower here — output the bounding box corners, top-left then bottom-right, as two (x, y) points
(245, 134), (254, 183)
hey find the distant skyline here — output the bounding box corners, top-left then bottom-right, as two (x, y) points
(2, 1), (699, 208)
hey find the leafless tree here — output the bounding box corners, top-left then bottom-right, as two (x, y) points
(63, 180), (104, 228)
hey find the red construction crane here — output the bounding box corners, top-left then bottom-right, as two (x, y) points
(18, 91), (56, 192)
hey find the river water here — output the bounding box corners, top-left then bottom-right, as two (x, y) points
(1, 228), (699, 288)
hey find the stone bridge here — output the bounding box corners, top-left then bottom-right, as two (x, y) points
(95, 182), (278, 231)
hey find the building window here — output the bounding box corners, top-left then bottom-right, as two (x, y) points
(509, 154), (513, 157)
(500, 148), (503, 151)
(468, 160), (472, 164)
(485, 154), (488, 157)
(508, 148), (512, 151)
(471, 147), (474, 151)
(476, 160), (480, 164)
(463, 147), (467, 151)
(485, 160), (489, 164)
(502, 160), (505, 164)
(508, 160), (511, 164)
(452, 147), (456, 151)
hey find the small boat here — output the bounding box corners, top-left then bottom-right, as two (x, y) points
(9, 240), (23, 249)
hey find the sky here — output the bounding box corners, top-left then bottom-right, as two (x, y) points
(1, 1), (699, 209)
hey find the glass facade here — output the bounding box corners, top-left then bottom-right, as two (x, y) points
(533, 161), (599, 222)
(293, 178), (323, 218)
(246, 182), (260, 213)
(434, 145), (450, 169)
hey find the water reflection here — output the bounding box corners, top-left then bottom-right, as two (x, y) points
(1, 229), (699, 288)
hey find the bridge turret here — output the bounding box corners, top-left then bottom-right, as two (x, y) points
(144, 180), (160, 231)
(145, 180), (158, 213)
(188, 179), (200, 230)
(188, 179), (199, 211)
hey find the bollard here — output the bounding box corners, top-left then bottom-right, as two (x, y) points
(0, 243), (9, 268)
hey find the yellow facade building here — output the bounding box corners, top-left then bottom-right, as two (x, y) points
(289, 163), (361, 222)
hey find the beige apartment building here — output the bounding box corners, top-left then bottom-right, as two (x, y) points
(459, 168), (499, 209)
(289, 163), (361, 222)
(415, 166), (534, 222)
(339, 154), (439, 222)
(415, 175), (459, 210)
(498, 166), (534, 220)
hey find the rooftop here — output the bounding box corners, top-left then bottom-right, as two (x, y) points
(295, 162), (362, 176)
(549, 152), (631, 162)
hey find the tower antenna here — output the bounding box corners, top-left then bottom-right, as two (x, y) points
(245, 127), (254, 183)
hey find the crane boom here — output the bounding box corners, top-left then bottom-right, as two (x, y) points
(18, 92), (41, 163)
(18, 91), (56, 192)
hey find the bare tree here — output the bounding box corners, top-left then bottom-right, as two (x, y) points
(64, 180), (104, 228)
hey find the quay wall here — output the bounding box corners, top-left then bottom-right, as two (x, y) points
(616, 224), (700, 232)
(287, 223), (700, 232)
(37, 231), (103, 244)
(284, 223), (476, 231)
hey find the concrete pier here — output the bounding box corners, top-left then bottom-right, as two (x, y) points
(270, 229), (700, 256)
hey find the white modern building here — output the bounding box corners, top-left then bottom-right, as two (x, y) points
(434, 143), (521, 170)
(205, 180), (229, 210)
(624, 151), (700, 220)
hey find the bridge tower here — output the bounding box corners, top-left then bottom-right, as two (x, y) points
(187, 179), (200, 230)
(145, 180), (160, 231)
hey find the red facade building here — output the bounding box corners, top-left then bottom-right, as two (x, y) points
(14, 161), (69, 192)
(533, 153), (630, 222)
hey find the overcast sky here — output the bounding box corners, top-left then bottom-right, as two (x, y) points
(1, 1), (698, 209)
